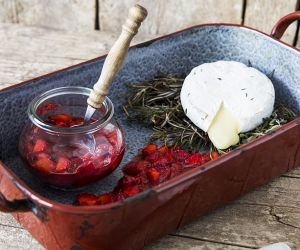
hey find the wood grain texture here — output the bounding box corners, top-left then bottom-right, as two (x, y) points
(284, 167), (300, 178)
(244, 0), (298, 45)
(0, 224), (42, 250)
(0, 23), (151, 87)
(175, 203), (299, 249)
(296, 24), (300, 48)
(146, 235), (250, 250)
(0, 0), (95, 31)
(0, 0), (17, 23)
(99, 0), (243, 35)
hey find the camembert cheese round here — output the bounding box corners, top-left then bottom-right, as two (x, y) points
(180, 61), (275, 149)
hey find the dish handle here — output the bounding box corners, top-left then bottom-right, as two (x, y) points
(271, 11), (300, 41)
(0, 192), (32, 213)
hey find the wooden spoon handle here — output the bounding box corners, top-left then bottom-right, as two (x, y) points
(87, 4), (148, 108)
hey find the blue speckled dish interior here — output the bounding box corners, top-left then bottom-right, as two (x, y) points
(1, 25), (300, 204)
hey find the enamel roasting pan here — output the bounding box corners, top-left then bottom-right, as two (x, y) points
(1, 12), (300, 250)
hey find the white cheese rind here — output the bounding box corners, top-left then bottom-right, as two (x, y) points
(180, 61), (275, 133)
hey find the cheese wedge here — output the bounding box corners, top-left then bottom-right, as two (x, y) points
(207, 102), (240, 149)
(180, 61), (275, 149)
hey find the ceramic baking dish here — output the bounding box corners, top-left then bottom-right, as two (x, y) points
(1, 11), (300, 250)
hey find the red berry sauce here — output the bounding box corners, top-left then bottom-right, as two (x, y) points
(19, 109), (125, 189)
(76, 144), (219, 206)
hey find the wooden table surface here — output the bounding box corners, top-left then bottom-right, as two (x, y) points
(0, 23), (300, 250)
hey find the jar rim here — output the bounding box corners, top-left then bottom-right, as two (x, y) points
(28, 86), (114, 135)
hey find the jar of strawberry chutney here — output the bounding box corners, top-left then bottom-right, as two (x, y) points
(19, 87), (125, 189)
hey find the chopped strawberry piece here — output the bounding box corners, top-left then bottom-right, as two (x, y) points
(156, 165), (171, 183)
(98, 193), (114, 205)
(123, 186), (140, 198)
(37, 103), (58, 115)
(55, 157), (70, 173)
(69, 117), (84, 127)
(170, 162), (183, 177)
(114, 191), (125, 201)
(147, 167), (160, 186)
(47, 114), (72, 127)
(118, 175), (141, 188)
(142, 144), (157, 156)
(33, 139), (47, 153)
(165, 151), (175, 162)
(171, 147), (190, 162)
(106, 130), (119, 146)
(76, 193), (99, 206)
(210, 152), (219, 159)
(153, 157), (169, 168)
(158, 146), (168, 154)
(145, 151), (162, 163)
(185, 153), (203, 166)
(202, 153), (211, 163)
(37, 153), (50, 159)
(171, 162), (183, 171)
(56, 121), (68, 127)
(35, 158), (54, 174)
(122, 160), (149, 176)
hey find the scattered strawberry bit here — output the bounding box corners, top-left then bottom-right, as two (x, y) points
(171, 147), (189, 162)
(75, 144), (219, 206)
(145, 151), (162, 163)
(122, 160), (149, 176)
(97, 193), (114, 205)
(147, 167), (161, 186)
(142, 144), (157, 155)
(76, 193), (100, 206)
(202, 153), (211, 163)
(185, 153), (202, 166)
(123, 186), (140, 198)
(158, 146), (168, 154)
(210, 152), (219, 160)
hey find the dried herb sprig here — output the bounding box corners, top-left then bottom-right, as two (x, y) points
(123, 77), (297, 153)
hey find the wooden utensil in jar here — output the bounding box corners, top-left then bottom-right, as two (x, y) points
(84, 4), (148, 123)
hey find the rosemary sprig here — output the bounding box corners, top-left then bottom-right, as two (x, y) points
(123, 77), (297, 153)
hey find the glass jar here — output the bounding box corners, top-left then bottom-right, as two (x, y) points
(19, 87), (125, 189)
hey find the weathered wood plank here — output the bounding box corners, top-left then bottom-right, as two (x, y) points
(99, 0), (243, 35)
(176, 204), (299, 249)
(244, 0), (298, 45)
(0, 224), (42, 250)
(2, 0), (95, 31)
(0, 24), (151, 87)
(284, 167), (300, 178)
(0, 213), (21, 228)
(0, 0), (17, 23)
(146, 235), (250, 250)
(237, 174), (300, 208)
(296, 29), (300, 48)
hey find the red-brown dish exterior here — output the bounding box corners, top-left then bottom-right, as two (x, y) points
(0, 117), (299, 249)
